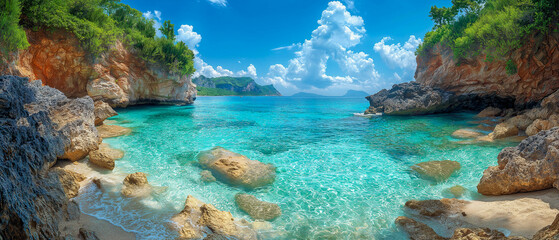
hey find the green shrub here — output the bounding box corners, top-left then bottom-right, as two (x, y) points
(505, 59), (518, 75)
(0, 0), (30, 53)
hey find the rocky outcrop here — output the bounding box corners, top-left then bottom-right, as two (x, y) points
(235, 194), (282, 221)
(405, 199), (466, 217)
(364, 82), (514, 115)
(478, 127), (559, 195)
(0, 75), (87, 238)
(51, 168), (86, 199)
(171, 195), (257, 240)
(198, 147), (276, 189)
(121, 172), (151, 197)
(93, 101), (117, 126)
(415, 31), (559, 105)
(2, 29), (196, 107)
(452, 129), (483, 139)
(411, 160), (461, 182)
(88, 143), (124, 170)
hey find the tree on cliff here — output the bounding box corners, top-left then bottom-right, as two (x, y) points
(160, 20), (175, 40)
(0, 0), (29, 53)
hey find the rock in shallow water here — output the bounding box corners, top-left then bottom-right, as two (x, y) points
(96, 124), (131, 138)
(121, 172), (151, 197)
(478, 127), (559, 195)
(452, 129), (483, 139)
(235, 194), (282, 221)
(197, 147), (276, 189)
(171, 195), (257, 240)
(200, 170), (216, 182)
(405, 198), (466, 217)
(411, 160), (461, 182)
(88, 143), (124, 170)
(395, 216), (446, 240)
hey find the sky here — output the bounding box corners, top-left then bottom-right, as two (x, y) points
(123, 0), (451, 96)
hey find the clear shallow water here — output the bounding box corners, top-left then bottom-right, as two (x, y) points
(76, 96), (517, 239)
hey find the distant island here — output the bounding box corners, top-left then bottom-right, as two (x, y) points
(193, 76), (281, 96)
(291, 90), (370, 98)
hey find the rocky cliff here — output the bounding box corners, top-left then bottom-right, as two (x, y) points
(415, 30), (559, 105)
(1, 30), (196, 107)
(193, 76), (281, 96)
(0, 75), (100, 239)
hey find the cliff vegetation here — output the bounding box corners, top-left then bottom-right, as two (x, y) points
(417, 0), (559, 65)
(0, 0), (194, 76)
(193, 76), (282, 96)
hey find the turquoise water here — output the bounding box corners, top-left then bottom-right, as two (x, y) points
(76, 96), (517, 239)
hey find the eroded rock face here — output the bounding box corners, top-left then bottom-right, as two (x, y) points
(24, 80), (99, 161)
(478, 127), (559, 195)
(93, 101), (117, 126)
(235, 194), (282, 221)
(411, 160), (461, 182)
(0, 76), (70, 238)
(51, 168), (86, 199)
(415, 31), (559, 105)
(364, 82), (514, 115)
(198, 147), (276, 189)
(3, 29), (196, 107)
(171, 195), (257, 240)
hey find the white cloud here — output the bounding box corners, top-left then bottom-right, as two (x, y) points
(143, 10), (162, 37)
(373, 35), (422, 70)
(264, 1), (379, 94)
(207, 0), (227, 7)
(177, 25), (202, 50)
(272, 43), (302, 51)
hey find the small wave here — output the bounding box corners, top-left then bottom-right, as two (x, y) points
(353, 113), (381, 118)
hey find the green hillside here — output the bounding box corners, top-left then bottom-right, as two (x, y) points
(194, 76), (281, 96)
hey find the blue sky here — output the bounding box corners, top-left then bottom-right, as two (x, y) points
(123, 0), (451, 95)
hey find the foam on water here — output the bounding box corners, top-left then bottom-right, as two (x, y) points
(77, 96), (517, 239)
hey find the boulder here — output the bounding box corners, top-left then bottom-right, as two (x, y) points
(51, 168), (86, 198)
(489, 122), (519, 140)
(78, 228), (100, 240)
(93, 101), (117, 126)
(446, 185), (467, 198)
(478, 128), (559, 195)
(532, 213), (559, 240)
(452, 129), (483, 139)
(395, 216), (446, 240)
(476, 107), (502, 118)
(171, 195), (257, 240)
(198, 147), (276, 188)
(235, 194), (281, 221)
(24, 80), (100, 161)
(88, 143), (124, 170)
(451, 228), (527, 240)
(96, 124), (131, 138)
(411, 160), (461, 182)
(121, 172), (151, 197)
(526, 119), (552, 136)
(200, 170), (217, 182)
(405, 199), (466, 217)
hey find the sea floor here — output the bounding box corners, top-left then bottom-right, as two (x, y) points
(72, 96), (522, 239)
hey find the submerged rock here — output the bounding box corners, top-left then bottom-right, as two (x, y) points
(96, 124), (131, 138)
(395, 216), (446, 240)
(93, 101), (117, 126)
(200, 170), (217, 182)
(88, 143), (124, 170)
(489, 122), (519, 140)
(452, 129), (483, 139)
(121, 172), (151, 197)
(197, 147), (276, 188)
(478, 127), (559, 195)
(411, 160), (461, 182)
(235, 194), (282, 221)
(447, 185), (467, 198)
(171, 195), (257, 240)
(405, 198), (466, 217)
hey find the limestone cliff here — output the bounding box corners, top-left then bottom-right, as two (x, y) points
(1, 30), (196, 107)
(415, 30), (559, 105)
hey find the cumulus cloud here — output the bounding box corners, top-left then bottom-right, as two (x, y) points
(373, 35), (422, 70)
(177, 25), (202, 50)
(263, 1), (379, 93)
(207, 0), (227, 7)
